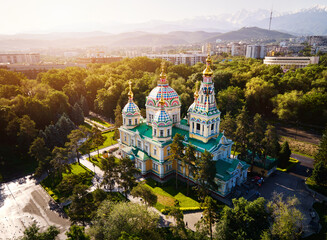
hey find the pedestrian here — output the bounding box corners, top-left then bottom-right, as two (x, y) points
(186, 222), (188, 228)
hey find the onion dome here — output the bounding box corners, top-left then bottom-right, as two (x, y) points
(188, 81), (199, 112)
(152, 89), (172, 127)
(146, 61), (180, 108)
(122, 80), (140, 116)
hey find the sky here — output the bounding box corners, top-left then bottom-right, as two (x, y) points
(1, 0), (326, 34)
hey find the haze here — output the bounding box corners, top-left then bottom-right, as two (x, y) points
(1, 0), (326, 34)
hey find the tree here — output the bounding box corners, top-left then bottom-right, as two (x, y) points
(183, 144), (196, 196)
(245, 77), (276, 115)
(219, 112), (236, 140)
(278, 141), (292, 169)
(131, 183), (157, 208)
(50, 146), (71, 184)
(312, 125), (327, 184)
(89, 201), (160, 240)
(193, 150), (216, 202)
(169, 133), (185, 189)
(312, 160), (327, 184)
(91, 127), (106, 157)
(29, 137), (51, 176)
(235, 106), (251, 158)
(66, 225), (90, 240)
(262, 125), (280, 160)
(217, 86), (245, 116)
(79, 95), (89, 116)
(66, 128), (85, 164)
(267, 193), (303, 240)
(198, 196), (218, 240)
(101, 156), (118, 191)
(118, 157), (139, 197)
(68, 184), (93, 225)
(168, 200), (188, 239)
(214, 197), (270, 240)
(272, 91), (303, 121)
(70, 103), (84, 126)
(22, 223), (59, 240)
(16, 115), (38, 154)
(248, 114), (266, 171)
(79, 126), (93, 161)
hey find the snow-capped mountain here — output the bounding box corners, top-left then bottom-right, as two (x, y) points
(122, 5), (327, 35)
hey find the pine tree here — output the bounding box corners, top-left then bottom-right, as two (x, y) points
(279, 141), (291, 169)
(220, 112), (236, 140)
(70, 103), (84, 126)
(312, 125), (327, 184)
(169, 133), (185, 189)
(235, 106), (251, 159)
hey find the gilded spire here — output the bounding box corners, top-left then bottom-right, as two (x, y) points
(158, 61), (167, 84)
(194, 81), (199, 100)
(203, 43), (213, 77)
(128, 80), (133, 100)
(159, 86), (165, 107)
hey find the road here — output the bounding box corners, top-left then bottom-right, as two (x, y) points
(290, 153), (314, 179)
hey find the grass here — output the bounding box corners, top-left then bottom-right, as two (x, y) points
(90, 116), (112, 127)
(304, 202), (327, 240)
(88, 155), (120, 170)
(91, 131), (117, 151)
(280, 136), (318, 158)
(277, 157), (299, 172)
(306, 177), (327, 197)
(144, 178), (201, 212)
(41, 163), (94, 202)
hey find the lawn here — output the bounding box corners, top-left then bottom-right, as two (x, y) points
(144, 178), (201, 212)
(88, 155), (120, 170)
(91, 130), (117, 151)
(306, 177), (327, 196)
(304, 202), (327, 240)
(41, 163), (94, 202)
(90, 116), (112, 127)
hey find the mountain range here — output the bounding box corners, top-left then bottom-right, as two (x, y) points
(0, 27), (295, 51)
(96, 5), (327, 36)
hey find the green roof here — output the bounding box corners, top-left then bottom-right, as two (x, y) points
(124, 123), (223, 153)
(180, 119), (188, 126)
(215, 159), (250, 181)
(172, 127), (223, 153)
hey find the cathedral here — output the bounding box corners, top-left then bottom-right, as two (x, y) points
(118, 54), (249, 197)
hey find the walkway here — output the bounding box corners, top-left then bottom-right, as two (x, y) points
(78, 144), (202, 231)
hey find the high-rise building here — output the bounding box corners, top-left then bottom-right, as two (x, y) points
(144, 53), (207, 65)
(246, 45), (266, 59)
(0, 53), (40, 64)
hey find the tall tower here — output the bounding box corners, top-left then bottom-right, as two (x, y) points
(188, 49), (221, 143)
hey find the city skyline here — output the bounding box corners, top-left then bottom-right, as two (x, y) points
(1, 0), (327, 34)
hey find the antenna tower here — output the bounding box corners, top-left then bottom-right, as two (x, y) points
(269, 8), (273, 30)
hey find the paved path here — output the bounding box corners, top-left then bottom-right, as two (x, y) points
(257, 171), (320, 237)
(79, 144), (202, 230)
(0, 176), (70, 240)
